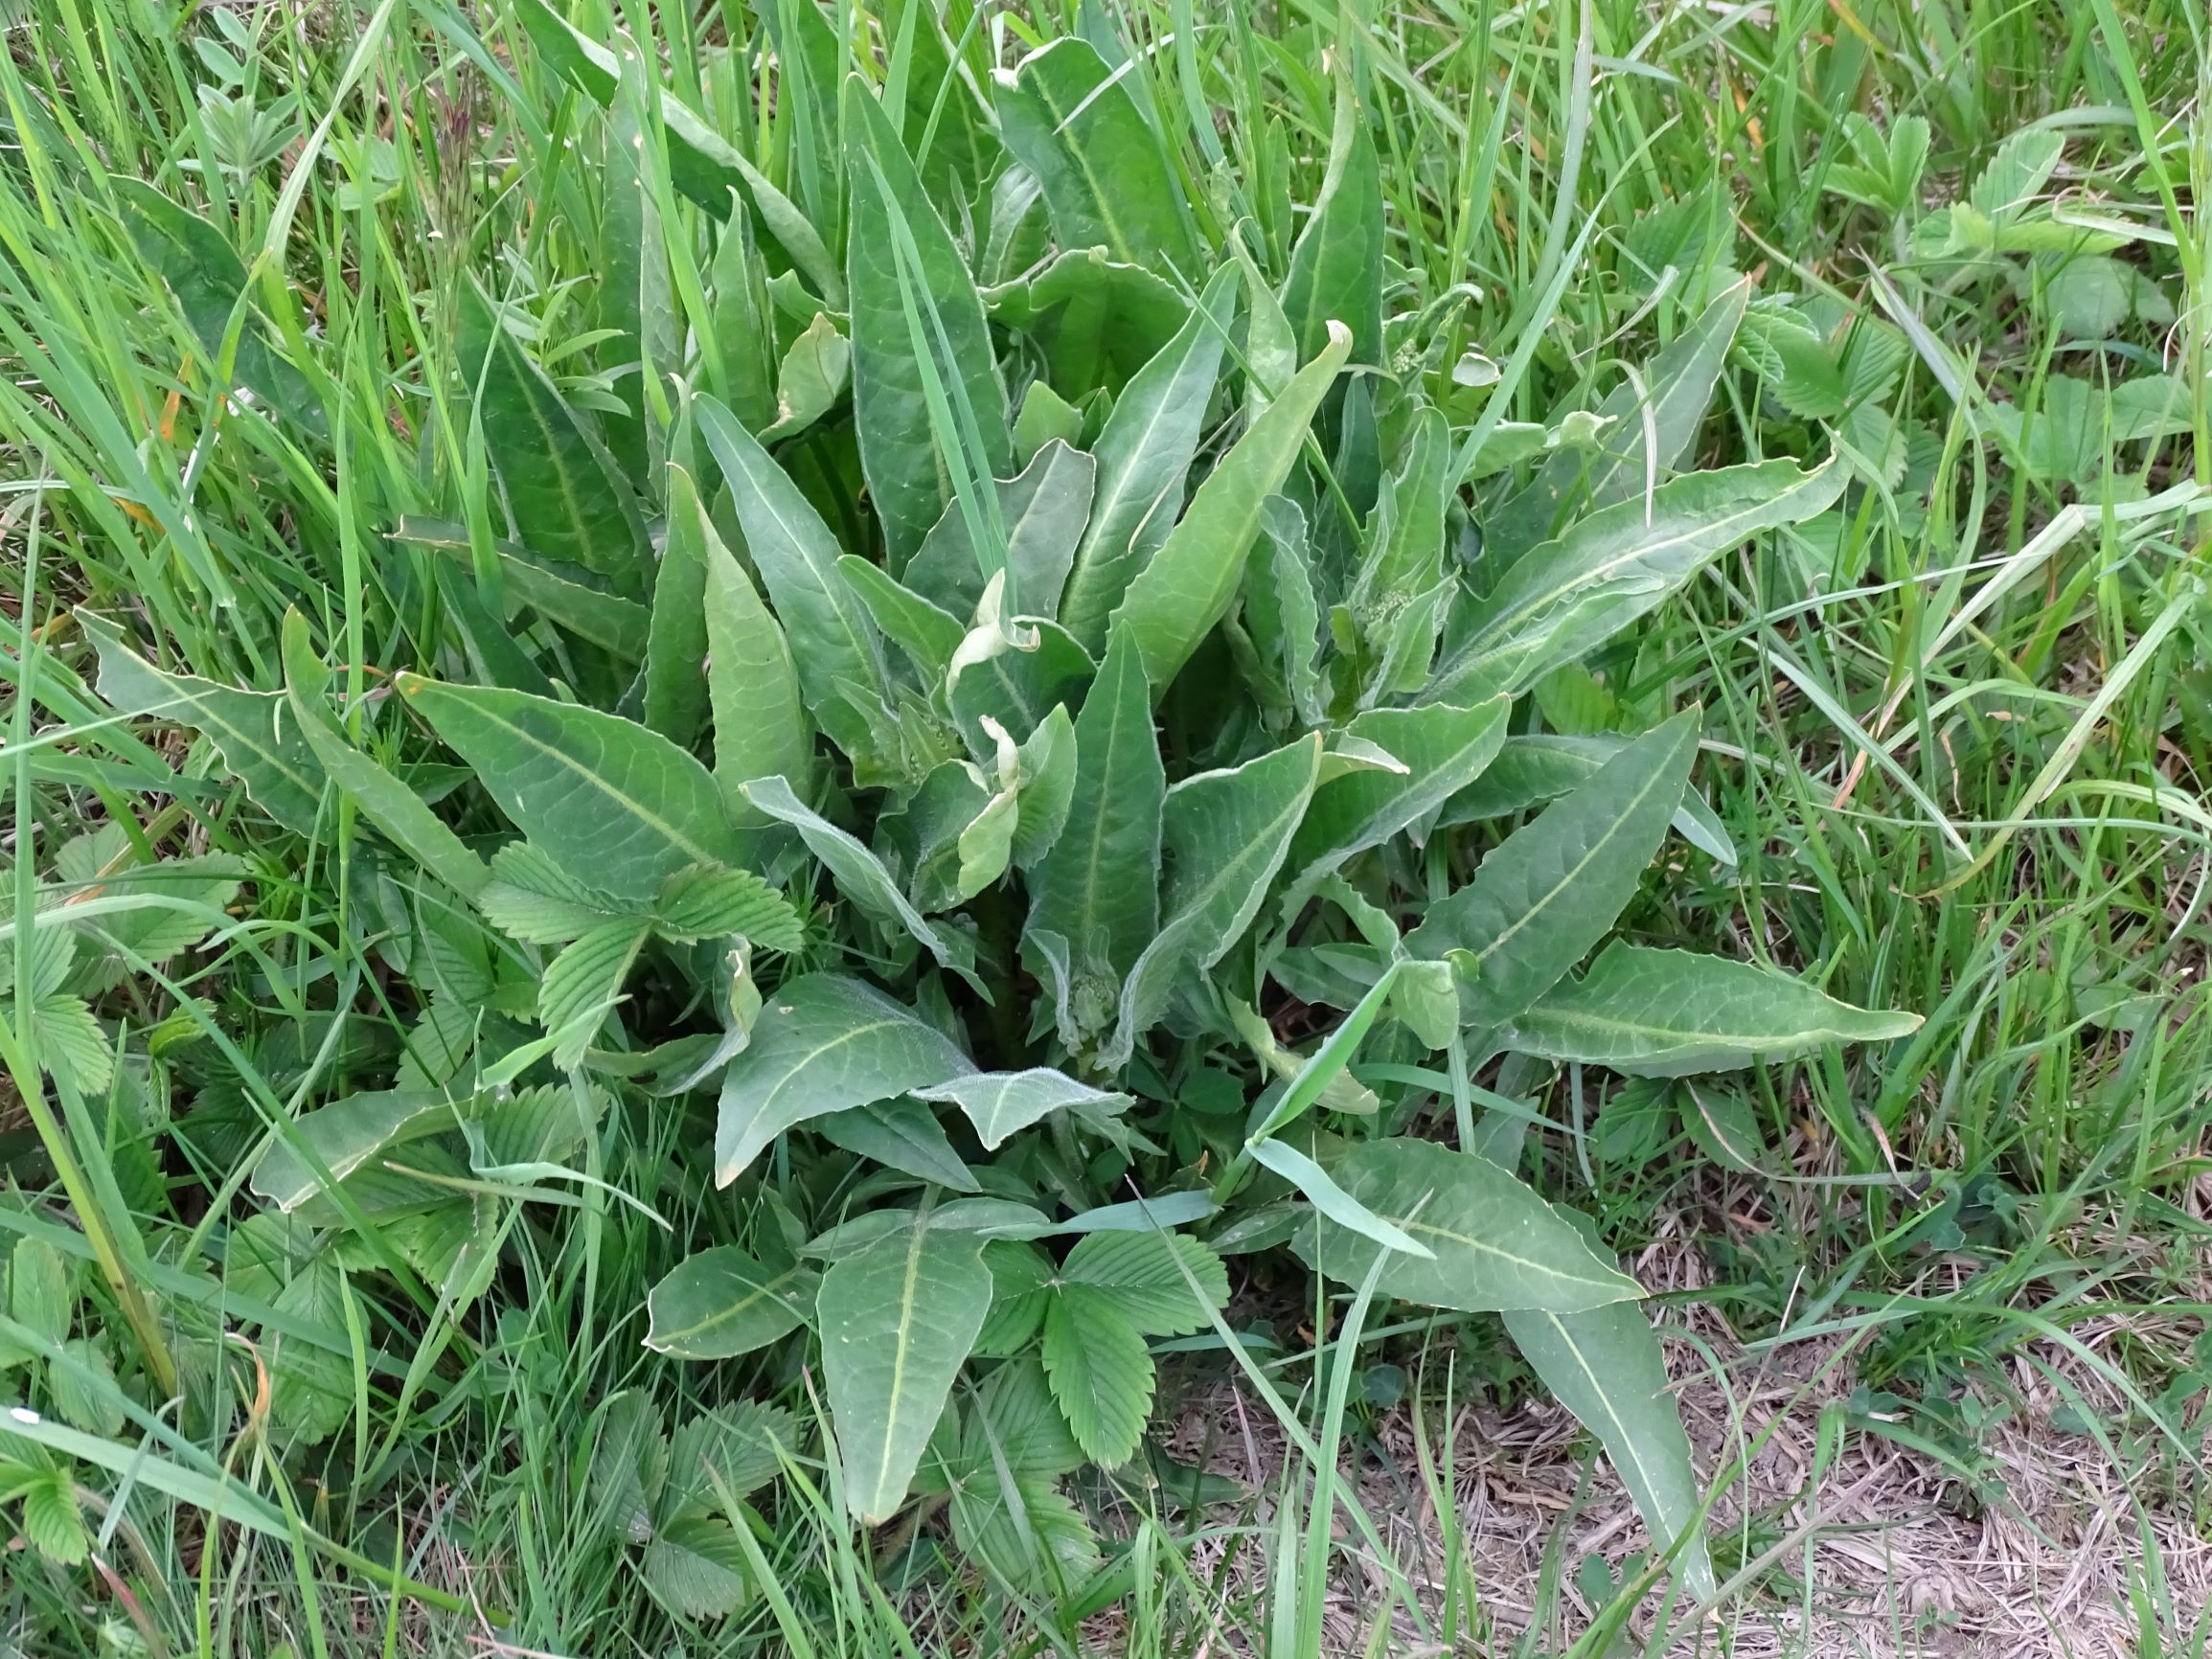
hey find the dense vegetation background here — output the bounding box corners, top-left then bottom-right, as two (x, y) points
(0, 0), (2205, 1653)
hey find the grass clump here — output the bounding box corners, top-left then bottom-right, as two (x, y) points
(0, 0), (2206, 1654)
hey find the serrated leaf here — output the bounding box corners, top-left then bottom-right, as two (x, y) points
(818, 1221), (992, 1524)
(1278, 697), (1510, 915)
(9, 1239), (71, 1346)
(269, 1261), (353, 1443)
(19, 1471), (87, 1564)
(1295, 1139), (1641, 1312)
(815, 1098), (980, 1192)
(1060, 264), (1239, 648)
(715, 973), (974, 1183)
(538, 921), (651, 1063)
(740, 777), (976, 978)
(661, 1402), (798, 1518)
(1501, 943), (1922, 1076)
(949, 1466), (1103, 1593)
(1438, 460), (1845, 702)
(1057, 1229), (1227, 1335)
(644, 1515), (752, 1618)
(81, 612), (324, 835)
(1408, 713), (1699, 1030)
(654, 865), (802, 950)
(914, 1068), (1132, 1151)
(33, 993), (112, 1097)
(1040, 1292), (1152, 1466)
(1108, 734), (1322, 1063)
(1503, 1298), (1715, 1600)
(479, 842), (634, 944)
(1025, 627), (1163, 988)
(1968, 126), (2064, 220)
(844, 76), (1013, 566)
(460, 282), (649, 588)
(589, 1390), (666, 1545)
(646, 1246), (817, 1359)
(1111, 323), (1353, 693)
(396, 676), (742, 904)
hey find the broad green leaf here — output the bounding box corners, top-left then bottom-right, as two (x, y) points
(914, 1068), (1132, 1150)
(1435, 459), (1845, 702)
(110, 179), (325, 439)
(1277, 697), (1510, 915)
(461, 283), (649, 590)
(1503, 1297), (1716, 1598)
(946, 617), (1095, 751)
(1408, 713), (1698, 1031)
(1111, 323), (1353, 693)
(1501, 943), (1922, 1076)
(1440, 733), (1737, 867)
(646, 1245), (817, 1359)
(696, 393), (892, 732)
(1484, 279), (1751, 558)
(1295, 1140), (1641, 1312)
(279, 611), (489, 900)
(1249, 1137), (1431, 1259)
(818, 1221), (992, 1523)
(838, 556), (965, 679)
(644, 466), (716, 746)
(389, 518), (651, 658)
(82, 612), (323, 835)
(1011, 704), (1078, 869)
(762, 311), (851, 441)
(250, 1087), (460, 1211)
(395, 676), (741, 903)
(715, 972), (974, 1182)
(980, 248), (1193, 395)
(905, 440), (1097, 623)
(844, 76), (1013, 566)
(1026, 628), (1163, 985)
(269, 1261), (353, 1442)
(1108, 734), (1322, 1062)
(741, 777), (977, 978)
(48, 1337), (124, 1438)
(9, 1238), (70, 1345)
(1280, 75), (1384, 368)
(815, 1098), (980, 1191)
(1014, 381), (1084, 464)
(1060, 264), (1239, 648)
(696, 491), (814, 832)
(1040, 1295), (1151, 1466)
(993, 39), (1197, 274)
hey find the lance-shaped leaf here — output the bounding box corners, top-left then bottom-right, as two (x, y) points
(1108, 734), (1322, 1063)
(82, 613), (324, 835)
(1501, 943), (1922, 1077)
(1281, 75), (1384, 369)
(696, 393), (892, 728)
(904, 440), (1097, 623)
(815, 1098), (979, 1191)
(741, 777), (976, 978)
(1504, 1288), (1716, 1598)
(838, 557), (965, 679)
(714, 973), (974, 1183)
(1277, 697), (1510, 916)
(646, 1245), (818, 1360)
(1440, 733), (1737, 867)
(251, 1087), (461, 1211)
(644, 466), (715, 746)
(1434, 459), (1845, 703)
(395, 676), (741, 904)
(390, 518), (651, 659)
(599, 44), (680, 492)
(693, 487), (815, 833)
(1485, 278), (1751, 559)
(844, 76), (1013, 566)
(1111, 323), (1352, 693)
(993, 39), (1197, 275)
(460, 283), (650, 590)
(278, 612), (489, 900)
(1295, 1139), (1641, 1312)
(1055, 263), (1238, 649)
(1408, 713), (1699, 1031)
(819, 1221), (992, 1524)
(1026, 628), (1163, 984)
(914, 1068), (1131, 1151)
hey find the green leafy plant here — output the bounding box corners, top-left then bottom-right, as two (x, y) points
(67, 1), (1935, 1609)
